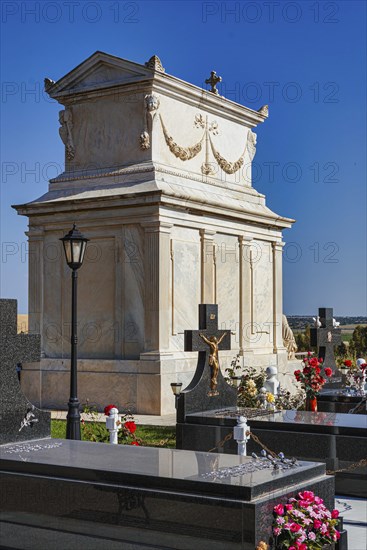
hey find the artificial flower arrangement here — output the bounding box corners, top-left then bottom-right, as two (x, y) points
(341, 359), (367, 393)
(294, 354), (332, 397)
(80, 400), (139, 445)
(272, 490), (340, 550)
(227, 354), (307, 410)
(274, 388), (306, 411)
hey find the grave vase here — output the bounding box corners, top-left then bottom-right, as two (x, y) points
(305, 395), (318, 412)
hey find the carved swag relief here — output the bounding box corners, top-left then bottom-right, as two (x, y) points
(157, 109), (257, 177)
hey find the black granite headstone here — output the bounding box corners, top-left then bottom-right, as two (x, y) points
(0, 438), (335, 549)
(0, 299), (50, 444)
(177, 304), (237, 423)
(310, 307), (343, 388)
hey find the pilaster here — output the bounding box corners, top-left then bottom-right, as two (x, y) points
(142, 221), (173, 354)
(272, 241), (286, 353)
(200, 229), (216, 303)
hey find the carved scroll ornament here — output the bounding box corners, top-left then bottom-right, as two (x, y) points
(159, 115), (204, 161)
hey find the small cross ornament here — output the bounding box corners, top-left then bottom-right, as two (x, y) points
(205, 71), (222, 95)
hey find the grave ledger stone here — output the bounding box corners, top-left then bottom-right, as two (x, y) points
(0, 438), (335, 549)
(0, 299), (50, 445)
(14, 51), (294, 414)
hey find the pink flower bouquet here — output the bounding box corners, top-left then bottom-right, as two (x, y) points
(272, 491), (340, 549)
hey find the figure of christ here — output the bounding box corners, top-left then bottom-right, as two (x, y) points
(199, 332), (227, 396)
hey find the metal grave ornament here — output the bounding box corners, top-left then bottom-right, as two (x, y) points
(176, 304), (237, 424)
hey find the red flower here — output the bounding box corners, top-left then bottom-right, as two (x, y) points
(130, 441), (139, 446)
(274, 504), (284, 515)
(124, 421), (136, 434)
(298, 490), (314, 502)
(104, 404), (117, 416)
(313, 520), (322, 529)
(324, 367), (332, 377)
(290, 523), (301, 533)
(343, 360), (352, 368)
(331, 509), (339, 519)
(309, 357), (319, 367)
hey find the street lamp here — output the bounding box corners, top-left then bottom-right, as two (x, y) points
(60, 224), (89, 440)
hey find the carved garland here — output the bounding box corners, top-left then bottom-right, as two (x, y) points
(209, 136), (246, 174)
(159, 115), (204, 161)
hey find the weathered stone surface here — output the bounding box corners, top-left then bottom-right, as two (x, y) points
(0, 299), (50, 445)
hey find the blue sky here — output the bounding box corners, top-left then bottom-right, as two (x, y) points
(1, 0), (366, 315)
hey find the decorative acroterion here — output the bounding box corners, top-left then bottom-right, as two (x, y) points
(205, 70), (222, 95)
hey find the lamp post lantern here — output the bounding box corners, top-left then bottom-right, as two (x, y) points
(60, 224), (89, 440)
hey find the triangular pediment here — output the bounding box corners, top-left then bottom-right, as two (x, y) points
(46, 51), (157, 97)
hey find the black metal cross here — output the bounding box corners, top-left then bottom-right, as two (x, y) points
(310, 307), (341, 375)
(185, 304), (230, 396)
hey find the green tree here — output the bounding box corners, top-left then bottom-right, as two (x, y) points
(349, 325), (367, 357)
(295, 324), (312, 352)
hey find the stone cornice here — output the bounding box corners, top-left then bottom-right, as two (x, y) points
(46, 51), (267, 128)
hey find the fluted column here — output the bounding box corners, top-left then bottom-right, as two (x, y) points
(200, 229), (216, 303)
(142, 221), (172, 353)
(272, 241), (285, 353)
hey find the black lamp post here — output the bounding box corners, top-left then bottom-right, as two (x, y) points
(60, 224), (89, 440)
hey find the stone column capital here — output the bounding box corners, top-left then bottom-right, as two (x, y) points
(272, 241), (285, 251)
(141, 221), (173, 234)
(199, 228), (216, 240)
(238, 235), (253, 245)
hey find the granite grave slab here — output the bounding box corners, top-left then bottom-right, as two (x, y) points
(0, 299), (50, 444)
(0, 438), (335, 550)
(177, 408), (367, 498)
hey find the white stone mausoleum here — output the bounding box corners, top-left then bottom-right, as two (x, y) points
(15, 51), (294, 414)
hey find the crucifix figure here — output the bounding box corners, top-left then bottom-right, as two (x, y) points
(185, 304), (230, 397)
(205, 71), (222, 95)
(310, 307), (342, 384)
(199, 332), (227, 396)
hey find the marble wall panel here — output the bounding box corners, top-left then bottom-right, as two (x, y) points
(170, 228), (200, 351)
(252, 240), (273, 350)
(123, 225), (145, 359)
(214, 234), (240, 350)
(61, 237), (116, 359)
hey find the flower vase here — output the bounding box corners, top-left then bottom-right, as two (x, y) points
(305, 395), (318, 412)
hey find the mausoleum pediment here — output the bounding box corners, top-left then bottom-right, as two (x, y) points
(45, 51), (154, 98)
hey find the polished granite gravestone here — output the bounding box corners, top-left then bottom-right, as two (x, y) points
(177, 408), (367, 498)
(310, 307), (343, 388)
(317, 389), (366, 414)
(177, 304), (237, 423)
(0, 299), (50, 444)
(0, 439), (335, 550)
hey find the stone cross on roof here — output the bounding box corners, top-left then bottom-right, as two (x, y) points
(310, 307), (342, 388)
(176, 304), (237, 424)
(0, 299), (50, 444)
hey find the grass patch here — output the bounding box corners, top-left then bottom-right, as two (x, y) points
(51, 420), (176, 448)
